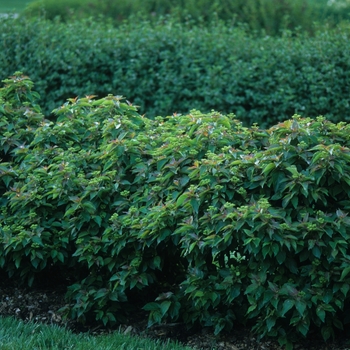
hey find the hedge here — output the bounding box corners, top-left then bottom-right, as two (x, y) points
(1, 18), (350, 127)
(23, 0), (350, 36)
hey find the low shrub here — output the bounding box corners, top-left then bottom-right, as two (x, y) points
(1, 74), (350, 348)
(1, 18), (350, 127)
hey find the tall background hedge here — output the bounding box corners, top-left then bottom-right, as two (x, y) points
(23, 0), (350, 35)
(1, 17), (350, 127)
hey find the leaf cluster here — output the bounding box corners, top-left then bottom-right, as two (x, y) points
(0, 72), (44, 204)
(1, 75), (350, 347)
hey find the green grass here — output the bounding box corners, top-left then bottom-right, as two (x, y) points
(0, 0), (34, 13)
(0, 316), (193, 350)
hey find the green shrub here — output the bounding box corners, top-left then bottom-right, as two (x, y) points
(1, 74), (350, 348)
(23, 0), (350, 36)
(1, 18), (350, 127)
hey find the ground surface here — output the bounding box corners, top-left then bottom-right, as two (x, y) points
(1, 277), (350, 350)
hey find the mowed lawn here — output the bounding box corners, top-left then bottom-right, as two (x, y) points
(0, 0), (34, 13)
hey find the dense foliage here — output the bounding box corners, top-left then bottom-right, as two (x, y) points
(1, 18), (350, 127)
(23, 0), (350, 36)
(0, 73), (43, 204)
(1, 74), (350, 349)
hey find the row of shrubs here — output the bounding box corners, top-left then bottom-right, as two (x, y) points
(1, 17), (350, 127)
(1, 73), (350, 349)
(22, 0), (350, 36)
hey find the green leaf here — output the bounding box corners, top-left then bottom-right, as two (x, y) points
(276, 250), (286, 264)
(94, 288), (108, 300)
(82, 201), (96, 214)
(261, 291), (273, 307)
(50, 250), (58, 259)
(228, 286), (241, 302)
(160, 301), (171, 316)
(180, 176), (190, 187)
(300, 182), (309, 196)
(321, 325), (333, 341)
(262, 163), (275, 176)
(32, 236), (42, 245)
(244, 283), (259, 295)
(102, 316), (108, 326)
(285, 258), (298, 274)
(286, 165), (299, 177)
(312, 151), (326, 165)
(297, 322), (309, 337)
(148, 310), (162, 327)
(291, 196), (298, 209)
(103, 160), (114, 172)
(157, 158), (168, 171)
(333, 318), (343, 330)
(190, 198), (200, 214)
(93, 215), (102, 227)
(214, 320), (226, 335)
(295, 300), (306, 316)
(143, 302), (160, 311)
(281, 299), (295, 317)
(1, 175), (12, 188)
(153, 256), (161, 269)
(169, 301), (181, 319)
(322, 290), (333, 304)
(109, 292), (119, 301)
(266, 316), (276, 332)
(176, 193), (188, 207)
(14, 256), (21, 269)
(189, 241), (197, 253)
(322, 304), (335, 312)
(312, 246), (321, 258)
(308, 239), (316, 249)
(340, 283), (350, 297)
(316, 306), (325, 323)
(262, 244), (270, 258)
(129, 278), (138, 289)
(340, 267), (350, 281)
(280, 284), (298, 297)
(106, 312), (116, 323)
(246, 304), (257, 314)
(268, 282), (279, 293)
(57, 252), (64, 263)
(110, 274), (119, 282)
(31, 257), (40, 269)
